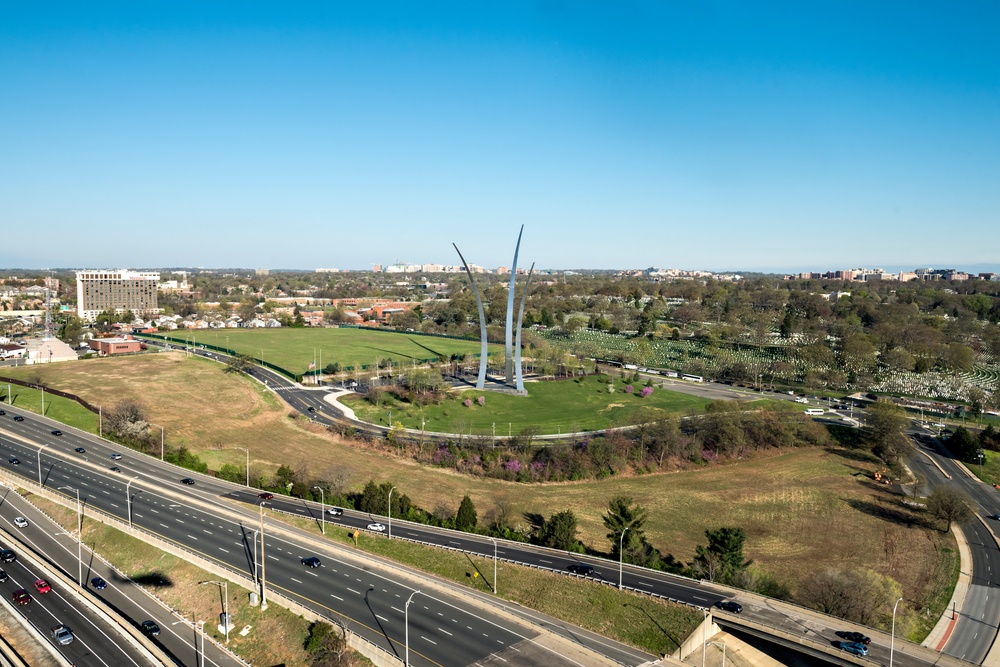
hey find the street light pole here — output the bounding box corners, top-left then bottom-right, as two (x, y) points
(405, 590), (420, 667)
(890, 597), (903, 667)
(126, 478), (137, 529)
(259, 502), (268, 610)
(619, 526), (630, 590)
(313, 486), (325, 534)
(388, 486), (396, 539)
(488, 536), (497, 594)
(59, 486), (82, 589)
(199, 580), (230, 643)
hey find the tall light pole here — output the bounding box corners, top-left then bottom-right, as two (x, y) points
(126, 477), (138, 529)
(890, 597), (903, 667)
(231, 447), (250, 487)
(388, 486), (396, 539)
(259, 502), (268, 610)
(34, 444), (43, 487)
(619, 526), (630, 590)
(488, 536), (497, 594)
(405, 590), (420, 667)
(313, 486), (325, 534)
(199, 580), (230, 643)
(59, 486), (82, 589)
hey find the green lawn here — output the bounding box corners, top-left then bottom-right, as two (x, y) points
(347, 374), (713, 434)
(0, 383), (99, 434)
(150, 328), (495, 375)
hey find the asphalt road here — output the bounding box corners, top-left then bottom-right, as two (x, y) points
(0, 493), (156, 667)
(0, 408), (647, 667)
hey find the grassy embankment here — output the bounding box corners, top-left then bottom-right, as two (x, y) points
(3, 353), (956, 640)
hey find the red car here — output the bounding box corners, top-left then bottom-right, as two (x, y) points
(34, 579), (51, 594)
(258, 492), (273, 500)
(13, 589), (31, 605)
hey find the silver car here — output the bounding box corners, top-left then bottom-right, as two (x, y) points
(51, 625), (74, 645)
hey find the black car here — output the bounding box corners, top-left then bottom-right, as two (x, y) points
(74, 447), (86, 454)
(181, 478), (195, 485)
(51, 430), (62, 436)
(140, 620), (161, 636)
(307, 406), (316, 412)
(301, 556), (322, 568)
(0, 549), (16, 563)
(0, 569), (7, 582)
(13, 415), (24, 421)
(837, 631), (871, 645)
(568, 564), (596, 576)
(717, 600), (743, 613)
(0, 409), (5, 415)
(110, 466), (122, 473)
(8, 457), (19, 465)
(91, 577), (108, 590)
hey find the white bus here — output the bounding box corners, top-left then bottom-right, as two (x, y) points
(681, 374), (704, 383)
(804, 408), (825, 416)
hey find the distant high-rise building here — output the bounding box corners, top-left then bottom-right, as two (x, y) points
(75, 269), (160, 322)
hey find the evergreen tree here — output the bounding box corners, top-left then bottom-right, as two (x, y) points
(455, 495), (478, 532)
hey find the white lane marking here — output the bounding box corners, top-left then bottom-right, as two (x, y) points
(422, 636), (437, 645)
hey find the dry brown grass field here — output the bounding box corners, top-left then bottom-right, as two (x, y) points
(7, 352), (954, 628)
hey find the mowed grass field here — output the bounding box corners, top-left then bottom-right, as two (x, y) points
(158, 327), (495, 374)
(347, 374), (713, 434)
(6, 353), (953, 637)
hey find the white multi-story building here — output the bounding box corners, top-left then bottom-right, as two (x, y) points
(75, 269), (160, 322)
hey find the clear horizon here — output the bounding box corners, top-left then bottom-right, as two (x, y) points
(2, 3), (997, 271)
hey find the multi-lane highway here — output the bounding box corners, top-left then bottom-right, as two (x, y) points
(0, 406), (652, 667)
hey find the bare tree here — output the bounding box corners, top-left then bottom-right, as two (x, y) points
(926, 486), (973, 532)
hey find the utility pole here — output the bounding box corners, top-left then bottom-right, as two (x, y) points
(259, 502), (268, 610)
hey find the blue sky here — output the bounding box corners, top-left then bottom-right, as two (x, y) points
(1, 2), (997, 272)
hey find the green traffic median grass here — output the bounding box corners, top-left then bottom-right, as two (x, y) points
(0, 383), (99, 434)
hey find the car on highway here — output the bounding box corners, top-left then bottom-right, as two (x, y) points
(717, 600), (743, 613)
(307, 406), (316, 412)
(0, 549), (15, 563)
(13, 415), (24, 422)
(13, 516), (28, 528)
(327, 507), (344, 516)
(567, 564), (595, 576)
(140, 620), (161, 636)
(91, 576), (108, 590)
(12, 589), (31, 605)
(74, 447), (86, 453)
(836, 641), (868, 656)
(181, 478), (195, 485)
(110, 466), (122, 473)
(301, 556), (322, 568)
(7, 457), (19, 465)
(51, 625), (74, 645)
(258, 492), (274, 500)
(367, 522), (387, 532)
(51, 430), (62, 436)
(34, 579), (52, 594)
(110, 452), (123, 460)
(836, 631), (871, 645)
(0, 409), (4, 415)
(0, 569), (7, 582)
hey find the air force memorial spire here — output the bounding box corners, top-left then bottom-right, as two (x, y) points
(453, 225), (534, 393)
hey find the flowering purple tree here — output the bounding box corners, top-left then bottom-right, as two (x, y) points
(463, 398), (472, 408)
(640, 386), (654, 398)
(625, 385), (634, 394)
(477, 395), (485, 406)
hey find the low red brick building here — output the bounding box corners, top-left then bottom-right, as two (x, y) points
(88, 336), (142, 356)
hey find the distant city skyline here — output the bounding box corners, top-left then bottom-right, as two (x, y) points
(2, 3), (997, 271)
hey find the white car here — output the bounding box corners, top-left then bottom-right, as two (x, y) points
(13, 517), (28, 529)
(326, 507), (344, 516)
(367, 522), (386, 532)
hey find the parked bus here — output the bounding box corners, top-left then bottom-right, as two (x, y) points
(804, 408), (825, 416)
(681, 374), (704, 383)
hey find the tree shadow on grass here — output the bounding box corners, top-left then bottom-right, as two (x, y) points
(824, 446), (880, 464)
(132, 573), (175, 588)
(844, 498), (926, 528)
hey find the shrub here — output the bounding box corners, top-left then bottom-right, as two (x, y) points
(640, 386), (654, 398)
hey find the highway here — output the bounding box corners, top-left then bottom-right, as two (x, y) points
(0, 406), (652, 667)
(0, 492), (157, 666)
